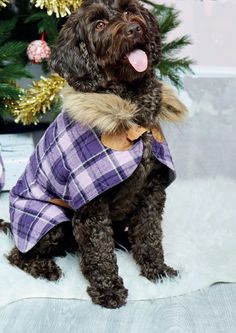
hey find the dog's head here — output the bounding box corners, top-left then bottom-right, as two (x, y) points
(50, 0), (161, 91)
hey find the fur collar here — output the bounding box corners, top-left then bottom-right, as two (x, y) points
(62, 83), (187, 134)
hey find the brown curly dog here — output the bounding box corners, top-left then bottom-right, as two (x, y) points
(4, 0), (187, 308)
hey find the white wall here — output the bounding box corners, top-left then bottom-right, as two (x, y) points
(157, 0), (236, 73)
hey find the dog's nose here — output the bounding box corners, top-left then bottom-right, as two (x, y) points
(126, 23), (142, 38)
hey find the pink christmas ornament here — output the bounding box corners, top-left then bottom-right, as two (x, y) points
(27, 35), (51, 64)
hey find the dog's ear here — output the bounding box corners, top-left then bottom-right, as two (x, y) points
(140, 6), (161, 65)
(49, 12), (102, 91)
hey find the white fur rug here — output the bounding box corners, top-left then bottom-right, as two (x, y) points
(0, 177), (236, 308)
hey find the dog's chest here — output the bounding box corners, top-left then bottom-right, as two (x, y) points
(104, 133), (162, 221)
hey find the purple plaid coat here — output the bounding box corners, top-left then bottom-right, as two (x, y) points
(0, 153), (4, 191)
(10, 111), (176, 253)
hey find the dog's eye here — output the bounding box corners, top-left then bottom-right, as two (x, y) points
(96, 21), (106, 31)
(124, 10), (131, 16)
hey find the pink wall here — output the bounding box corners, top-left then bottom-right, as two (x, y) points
(157, 0), (236, 68)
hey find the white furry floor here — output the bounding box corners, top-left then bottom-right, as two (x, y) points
(0, 177), (236, 308)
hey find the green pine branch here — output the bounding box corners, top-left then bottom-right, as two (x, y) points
(162, 36), (192, 56)
(158, 57), (194, 89)
(0, 17), (17, 44)
(0, 83), (20, 99)
(25, 11), (60, 46)
(155, 6), (180, 36)
(0, 103), (12, 123)
(0, 64), (32, 81)
(0, 41), (28, 61)
(0, 17), (33, 123)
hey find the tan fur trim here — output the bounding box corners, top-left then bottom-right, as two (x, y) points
(62, 85), (138, 134)
(62, 83), (187, 134)
(159, 84), (188, 122)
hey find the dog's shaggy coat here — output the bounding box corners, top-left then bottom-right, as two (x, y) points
(5, 0), (187, 308)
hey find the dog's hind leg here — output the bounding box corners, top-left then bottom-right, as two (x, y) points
(6, 247), (62, 281)
(72, 197), (128, 308)
(6, 223), (75, 281)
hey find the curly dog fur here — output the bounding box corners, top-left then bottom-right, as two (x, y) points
(4, 0), (187, 308)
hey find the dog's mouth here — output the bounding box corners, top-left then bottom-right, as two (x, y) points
(119, 44), (149, 72)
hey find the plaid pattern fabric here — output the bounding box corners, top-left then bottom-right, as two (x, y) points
(10, 111), (175, 253)
(0, 153), (4, 191)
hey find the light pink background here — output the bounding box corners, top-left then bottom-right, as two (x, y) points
(156, 0), (236, 68)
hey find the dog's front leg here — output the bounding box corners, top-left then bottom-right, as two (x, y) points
(72, 197), (128, 308)
(128, 180), (178, 282)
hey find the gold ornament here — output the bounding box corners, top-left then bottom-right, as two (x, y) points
(0, 0), (10, 8)
(11, 74), (65, 125)
(30, 0), (82, 18)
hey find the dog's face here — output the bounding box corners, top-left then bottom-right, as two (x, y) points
(50, 0), (161, 91)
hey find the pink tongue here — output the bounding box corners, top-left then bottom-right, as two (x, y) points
(127, 49), (148, 72)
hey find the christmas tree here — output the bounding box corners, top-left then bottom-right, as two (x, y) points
(0, 0), (193, 128)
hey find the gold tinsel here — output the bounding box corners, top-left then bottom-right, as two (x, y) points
(11, 74), (65, 125)
(0, 0), (10, 8)
(31, 0), (82, 18)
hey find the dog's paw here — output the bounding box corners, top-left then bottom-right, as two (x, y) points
(87, 284), (128, 309)
(7, 248), (63, 282)
(141, 263), (179, 282)
(26, 258), (63, 282)
(155, 264), (179, 281)
(40, 259), (63, 281)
